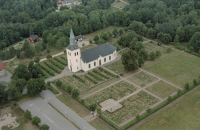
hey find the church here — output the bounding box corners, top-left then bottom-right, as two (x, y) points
(66, 29), (117, 72)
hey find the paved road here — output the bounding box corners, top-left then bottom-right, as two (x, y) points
(40, 90), (96, 130)
(20, 97), (78, 130)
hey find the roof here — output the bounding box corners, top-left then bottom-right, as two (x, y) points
(62, 0), (74, 4)
(81, 43), (117, 63)
(30, 35), (39, 40)
(75, 35), (83, 40)
(58, 1), (62, 4)
(15, 47), (22, 50)
(0, 63), (5, 69)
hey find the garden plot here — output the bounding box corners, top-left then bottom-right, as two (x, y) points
(103, 91), (159, 124)
(146, 80), (179, 99)
(127, 71), (158, 87)
(85, 81), (137, 105)
(144, 42), (166, 54)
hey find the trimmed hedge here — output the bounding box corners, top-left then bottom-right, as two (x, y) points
(47, 85), (59, 94)
(73, 74), (85, 83)
(85, 75), (98, 84)
(88, 72), (103, 81)
(44, 61), (61, 74)
(49, 59), (64, 69)
(99, 67), (116, 77)
(40, 64), (55, 76)
(54, 57), (68, 66)
(93, 69), (110, 79)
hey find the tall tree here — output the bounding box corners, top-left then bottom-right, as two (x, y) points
(121, 50), (138, 71)
(27, 78), (45, 96)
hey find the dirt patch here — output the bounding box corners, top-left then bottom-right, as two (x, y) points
(0, 113), (19, 129)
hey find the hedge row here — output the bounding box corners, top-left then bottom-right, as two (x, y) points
(49, 59), (64, 69)
(88, 72), (103, 81)
(44, 61), (61, 74)
(99, 67), (116, 77)
(93, 69), (110, 79)
(85, 75), (98, 84)
(61, 56), (67, 60)
(47, 85), (59, 94)
(40, 64), (55, 76)
(73, 74), (85, 83)
(54, 57), (68, 66)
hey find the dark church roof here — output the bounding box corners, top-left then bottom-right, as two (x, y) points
(81, 43), (116, 63)
(75, 35), (83, 40)
(30, 35), (39, 40)
(66, 28), (80, 51)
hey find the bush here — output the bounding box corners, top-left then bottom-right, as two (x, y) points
(156, 50), (161, 57)
(39, 124), (49, 130)
(73, 74), (85, 83)
(72, 89), (79, 98)
(136, 114), (140, 121)
(149, 52), (156, 60)
(90, 103), (97, 112)
(47, 81), (50, 86)
(49, 59), (64, 69)
(85, 75), (98, 84)
(167, 96), (172, 102)
(13, 102), (17, 106)
(99, 67), (116, 77)
(93, 69), (110, 79)
(24, 109), (32, 119)
(47, 85), (59, 94)
(166, 47), (172, 53)
(46, 54), (52, 59)
(177, 89), (182, 96)
(146, 108), (151, 113)
(193, 79), (197, 85)
(31, 116), (41, 125)
(40, 64), (55, 76)
(44, 61), (61, 74)
(54, 57), (68, 66)
(66, 85), (73, 94)
(56, 80), (62, 86)
(184, 83), (190, 90)
(47, 49), (51, 53)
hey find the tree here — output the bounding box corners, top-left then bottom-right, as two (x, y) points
(167, 96), (172, 102)
(56, 80), (62, 86)
(193, 79), (198, 86)
(98, 38), (106, 44)
(100, 32), (109, 41)
(56, 37), (68, 48)
(121, 50), (138, 71)
(149, 52), (156, 60)
(89, 39), (93, 44)
(27, 78), (46, 96)
(67, 85), (72, 93)
(166, 47), (172, 53)
(112, 28), (119, 37)
(147, 28), (156, 39)
(47, 33), (54, 46)
(184, 83), (190, 90)
(34, 56), (40, 63)
(138, 49), (148, 59)
(138, 57), (144, 67)
(189, 32), (200, 52)
(0, 83), (8, 103)
(93, 35), (99, 43)
(39, 124), (49, 130)
(119, 29), (123, 35)
(31, 116), (41, 125)
(35, 43), (43, 53)
(12, 64), (31, 81)
(90, 103), (97, 112)
(25, 44), (36, 58)
(24, 109), (32, 119)
(177, 89), (182, 96)
(107, 31), (113, 38)
(16, 78), (27, 93)
(156, 50), (161, 57)
(146, 108), (152, 113)
(72, 89), (79, 98)
(46, 54), (52, 59)
(7, 80), (21, 100)
(23, 40), (30, 51)
(174, 34), (179, 43)
(60, 6), (69, 11)
(16, 49), (21, 58)
(20, 51), (25, 59)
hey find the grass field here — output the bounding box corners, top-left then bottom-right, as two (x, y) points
(132, 86), (200, 130)
(145, 51), (200, 87)
(146, 80), (179, 99)
(89, 118), (112, 130)
(113, 1), (127, 8)
(83, 26), (124, 40)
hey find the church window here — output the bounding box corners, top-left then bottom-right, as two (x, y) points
(77, 67), (78, 70)
(75, 53), (76, 56)
(104, 58), (106, 62)
(77, 52), (78, 55)
(89, 64), (91, 68)
(76, 59), (78, 62)
(109, 56), (111, 60)
(94, 62), (96, 66)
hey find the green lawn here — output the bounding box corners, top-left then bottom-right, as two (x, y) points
(132, 86), (200, 130)
(89, 118), (112, 130)
(83, 26), (124, 40)
(145, 51), (200, 87)
(146, 80), (179, 99)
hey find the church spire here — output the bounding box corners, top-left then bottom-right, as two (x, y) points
(70, 28), (75, 45)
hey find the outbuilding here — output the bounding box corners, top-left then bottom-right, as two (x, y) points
(28, 35), (39, 43)
(0, 63), (7, 76)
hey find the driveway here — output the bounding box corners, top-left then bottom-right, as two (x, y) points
(0, 70), (12, 83)
(40, 90), (96, 130)
(20, 96), (78, 130)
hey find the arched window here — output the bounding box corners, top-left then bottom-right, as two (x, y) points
(77, 52), (78, 55)
(89, 64), (91, 68)
(109, 56), (111, 60)
(75, 53), (76, 56)
(104, 58), (106, 62)
(94, 62), (96, 66)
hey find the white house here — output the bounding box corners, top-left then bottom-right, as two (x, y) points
(66, 29), (117, 72)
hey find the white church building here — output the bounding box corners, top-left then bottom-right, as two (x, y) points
(66, 29), (117, 72)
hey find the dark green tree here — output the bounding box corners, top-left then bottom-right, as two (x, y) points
(90, 103), (97, 112)
(93, 35), (99, 43)
(12, 64), (31, 81)
(156, 50), (161, 57)
(24, 109), (32, 119)
(121, 50), (138, 71)
(149, 52), (156, 60)
(39, 124), (49, 130)
(189, 32), (200, 52)
(138, 57), (144, 67)
(31, 116), (41, 125)
(112, 28), (119, 37)
(72, 89), (79, 98)
(27, 78), (46, 96)
(34, 56), (40, 64)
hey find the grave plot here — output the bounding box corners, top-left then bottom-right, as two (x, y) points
(85, 81), (137, 105)
(103, 91), (159, 124)
(105, 59), (126, 74)
(127, 71), (158, 87)
(146, 80), (179, 99)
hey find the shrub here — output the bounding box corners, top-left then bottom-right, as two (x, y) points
(184, 83), (190, 90)
(54, 57), (68, 66)
(166, 47), (172, 53)
(146, 108), (152, 113)
(88, 72), (103, 81)
(67, 85), (73, 94)
(56, 80), (62, 86)
(72, 89), (79, 98)
(93, 69), (110, 79)
(81, 99), (85, 104)
(13, 102), (17, 106)
(31, 116), (41, 125)
(149, 52), (156, 60)
(47, 81), (50, 86)
(44, 61), (61, 73)
(49, 59), (64, 69)
(40, 65), (55, 76)
(24, 109), (32, 119)
(39, 124), (49, 130)
(64, 50), (66, 54)
(177, 89), (182, 96)
(99, 67), (116, 77)
(193, 79), (198, 85)
(156, 50), (161, 57)
(46, 54), (52, 59)
(85, 75), (98, 84)
(90, 103), (97, 112)
(47, 85), (59, 94)
(73, 74), (85, 83)
(60, 83), (67, 89)
(136, 114), (140, 121)
(167, 96), (172, 102)
(47, 49), (51, 53)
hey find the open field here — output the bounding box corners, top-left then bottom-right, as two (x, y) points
(146, 80), (179, 99)
(145, 51), (200, 87)
(132, 86), (200, 130)
(85, 81), (137, 105)
(144, 42), (167, 54)
(83, 26), (124, 40)
(113, 1), (127, 8)
(0, 94), (40, 130)
(103, 91), (159, 124)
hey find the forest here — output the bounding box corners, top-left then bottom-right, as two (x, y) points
(0, 0), (200, 57)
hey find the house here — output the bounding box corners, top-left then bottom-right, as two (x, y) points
(66, 29), (117, 72)
(57, 0), (62, 4)
(0, 63), (7, 76)
(28, 35), (39, 43)
(75, 35), (83, 42)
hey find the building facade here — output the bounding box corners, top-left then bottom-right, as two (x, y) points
(66, 29), (117, 72)
(28, 35), (39, 43)
(0, 63), (7, 76)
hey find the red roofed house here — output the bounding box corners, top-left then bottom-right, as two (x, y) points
(0, 63), (6, 76)
(28, 35), (39, 43)
(58, 0), (62, 4)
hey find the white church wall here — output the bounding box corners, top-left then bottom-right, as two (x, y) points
(66, 48), (81, 72)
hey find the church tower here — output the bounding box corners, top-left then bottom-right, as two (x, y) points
(66, 29), (81, 72)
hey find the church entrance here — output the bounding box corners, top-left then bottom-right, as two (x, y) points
(99, 60), (101, 66)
